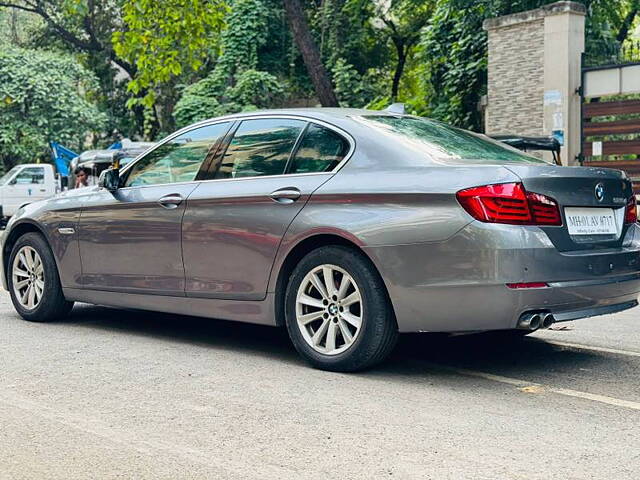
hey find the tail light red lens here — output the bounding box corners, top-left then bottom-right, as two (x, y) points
(456, 182), (562, 226)
(625, 195), (638, 224)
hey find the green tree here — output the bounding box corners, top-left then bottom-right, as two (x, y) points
(283, 0), (338, 106)
(173, 0), (284, 127)
(0, 1), (144, 139)
(113, 0), (227, 134)
(0, 47), (106, 171)
(373, 0), (433, 102)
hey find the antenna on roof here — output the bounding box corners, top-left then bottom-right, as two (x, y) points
(384, 103), (406, 114)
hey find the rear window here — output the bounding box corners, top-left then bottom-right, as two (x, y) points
(360, 116), (547, 164)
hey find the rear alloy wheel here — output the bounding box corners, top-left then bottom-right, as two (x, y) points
(295, 264), (363, 355)
(8, 232), (74, 322)
(285, 246), (397, 372)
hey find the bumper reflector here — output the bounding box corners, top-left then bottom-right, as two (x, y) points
(506, 282), (549, 289)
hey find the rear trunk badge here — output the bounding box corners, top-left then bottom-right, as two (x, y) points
(595, 183), (605, 202)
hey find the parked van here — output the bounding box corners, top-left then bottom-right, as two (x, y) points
(0, 163), (58, 223)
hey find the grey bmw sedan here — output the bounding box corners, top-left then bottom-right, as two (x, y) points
(2, 109), (639, 371)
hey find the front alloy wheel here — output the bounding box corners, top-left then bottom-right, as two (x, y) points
(12, 246), (45, 310)
(7, 232), (74, 322)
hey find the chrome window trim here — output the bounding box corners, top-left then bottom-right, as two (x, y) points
(117, 114), (356, 189)
(115, 172), (334, 193)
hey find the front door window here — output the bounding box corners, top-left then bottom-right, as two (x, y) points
(125, 122), (231, 187)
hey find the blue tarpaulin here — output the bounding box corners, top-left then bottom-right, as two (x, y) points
(49, 142), (78, 177)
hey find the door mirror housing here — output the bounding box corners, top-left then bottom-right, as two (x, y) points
(99, 168), (120, 192)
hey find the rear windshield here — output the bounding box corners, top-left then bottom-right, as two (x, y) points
(360, 115), (547, 164)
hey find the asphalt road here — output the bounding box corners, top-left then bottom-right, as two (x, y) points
(1, 293), (639, 479)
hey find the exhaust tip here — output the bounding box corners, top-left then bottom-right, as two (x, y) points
(529, 314), (542, 330)
(517, 312), (542, 330)
(542, 313), (555, 329)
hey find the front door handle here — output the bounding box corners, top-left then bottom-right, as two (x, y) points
(269, 187), (301, 204)
(158, 193), (184, 209)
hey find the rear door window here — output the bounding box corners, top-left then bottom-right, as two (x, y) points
(288, 124), (349, 174)
(214, 118), (306, 179)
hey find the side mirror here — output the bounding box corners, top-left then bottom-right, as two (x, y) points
(99, 168), (120, 192)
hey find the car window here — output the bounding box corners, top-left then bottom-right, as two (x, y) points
(289, 124), (349, 174)
(215, 118), (306, 179)
(0, 166), (21, 186)
(360, 116), (547, 165)
(13, 167), (45, 185)
(125, 123), (230, 187)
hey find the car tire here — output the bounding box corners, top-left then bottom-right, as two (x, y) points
(7, 232), (74, 322)
(285, 245), (398, 372)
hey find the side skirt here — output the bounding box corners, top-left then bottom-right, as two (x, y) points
(62, 288), (278, 326)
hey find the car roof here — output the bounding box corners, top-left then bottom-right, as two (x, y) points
(189, 107), (402, 131)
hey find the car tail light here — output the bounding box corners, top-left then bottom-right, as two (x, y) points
(456, 182), (562, 226)
(625, 196), (638, 224)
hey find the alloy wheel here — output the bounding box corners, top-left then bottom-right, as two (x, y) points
(295, 264), (363, 355)
(12, 246), (45, 310)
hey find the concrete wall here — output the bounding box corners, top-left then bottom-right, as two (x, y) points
(483, 2), (585, 165)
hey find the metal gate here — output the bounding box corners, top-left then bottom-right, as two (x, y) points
(580, 44), (640, 195)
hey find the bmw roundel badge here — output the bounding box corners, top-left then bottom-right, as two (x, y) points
(595, 183), (605, 202)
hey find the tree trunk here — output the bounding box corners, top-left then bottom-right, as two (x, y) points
(391, 40), (408, 102)
(617, 5), (639, 43)
(282, 0), (339, 107)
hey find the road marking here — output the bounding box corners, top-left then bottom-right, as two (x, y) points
(534, 339), (640, 358)
(429, 364), (640, 411)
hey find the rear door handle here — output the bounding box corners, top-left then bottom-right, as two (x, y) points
(269, 188), (301, 204)
(158, 194), (184, 209)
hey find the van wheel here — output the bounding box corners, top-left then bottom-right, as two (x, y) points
(285, 246), (398, 372)
(8, 232), (74, 322)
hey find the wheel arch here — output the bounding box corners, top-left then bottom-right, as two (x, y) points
(273, 233), (394, 327)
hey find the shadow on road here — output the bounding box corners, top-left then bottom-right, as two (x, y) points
(54, 303), (624, 385)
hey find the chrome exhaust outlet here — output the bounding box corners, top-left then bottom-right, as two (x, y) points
(541, 313), (555, 329)
(517, 313), (542, 330)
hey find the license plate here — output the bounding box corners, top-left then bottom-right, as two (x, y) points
(564, 207), (618, 235)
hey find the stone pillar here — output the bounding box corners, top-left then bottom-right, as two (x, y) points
(483, 2), (585, 165)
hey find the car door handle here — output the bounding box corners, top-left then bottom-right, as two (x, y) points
(269, 188), (301, 204)
(158, 194), (184, 209)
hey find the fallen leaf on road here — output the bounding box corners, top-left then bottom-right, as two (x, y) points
(519, 385), (545, 394)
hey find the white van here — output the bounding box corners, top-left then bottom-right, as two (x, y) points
(0, 164), (58, 221)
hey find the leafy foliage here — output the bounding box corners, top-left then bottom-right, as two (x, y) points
(113, 0), (227, 131)
(173, 0), (283, 127)
(0, 47), (106, 170)
(0, 0), (639, 145)
(173, 69), (283, 127)
(331, 58), (384, 108)
(419, 1), (494, 129)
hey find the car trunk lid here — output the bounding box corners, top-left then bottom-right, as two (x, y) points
(505, 165), (634, 251)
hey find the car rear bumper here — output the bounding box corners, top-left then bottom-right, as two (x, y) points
(364, 222), (640, 332)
